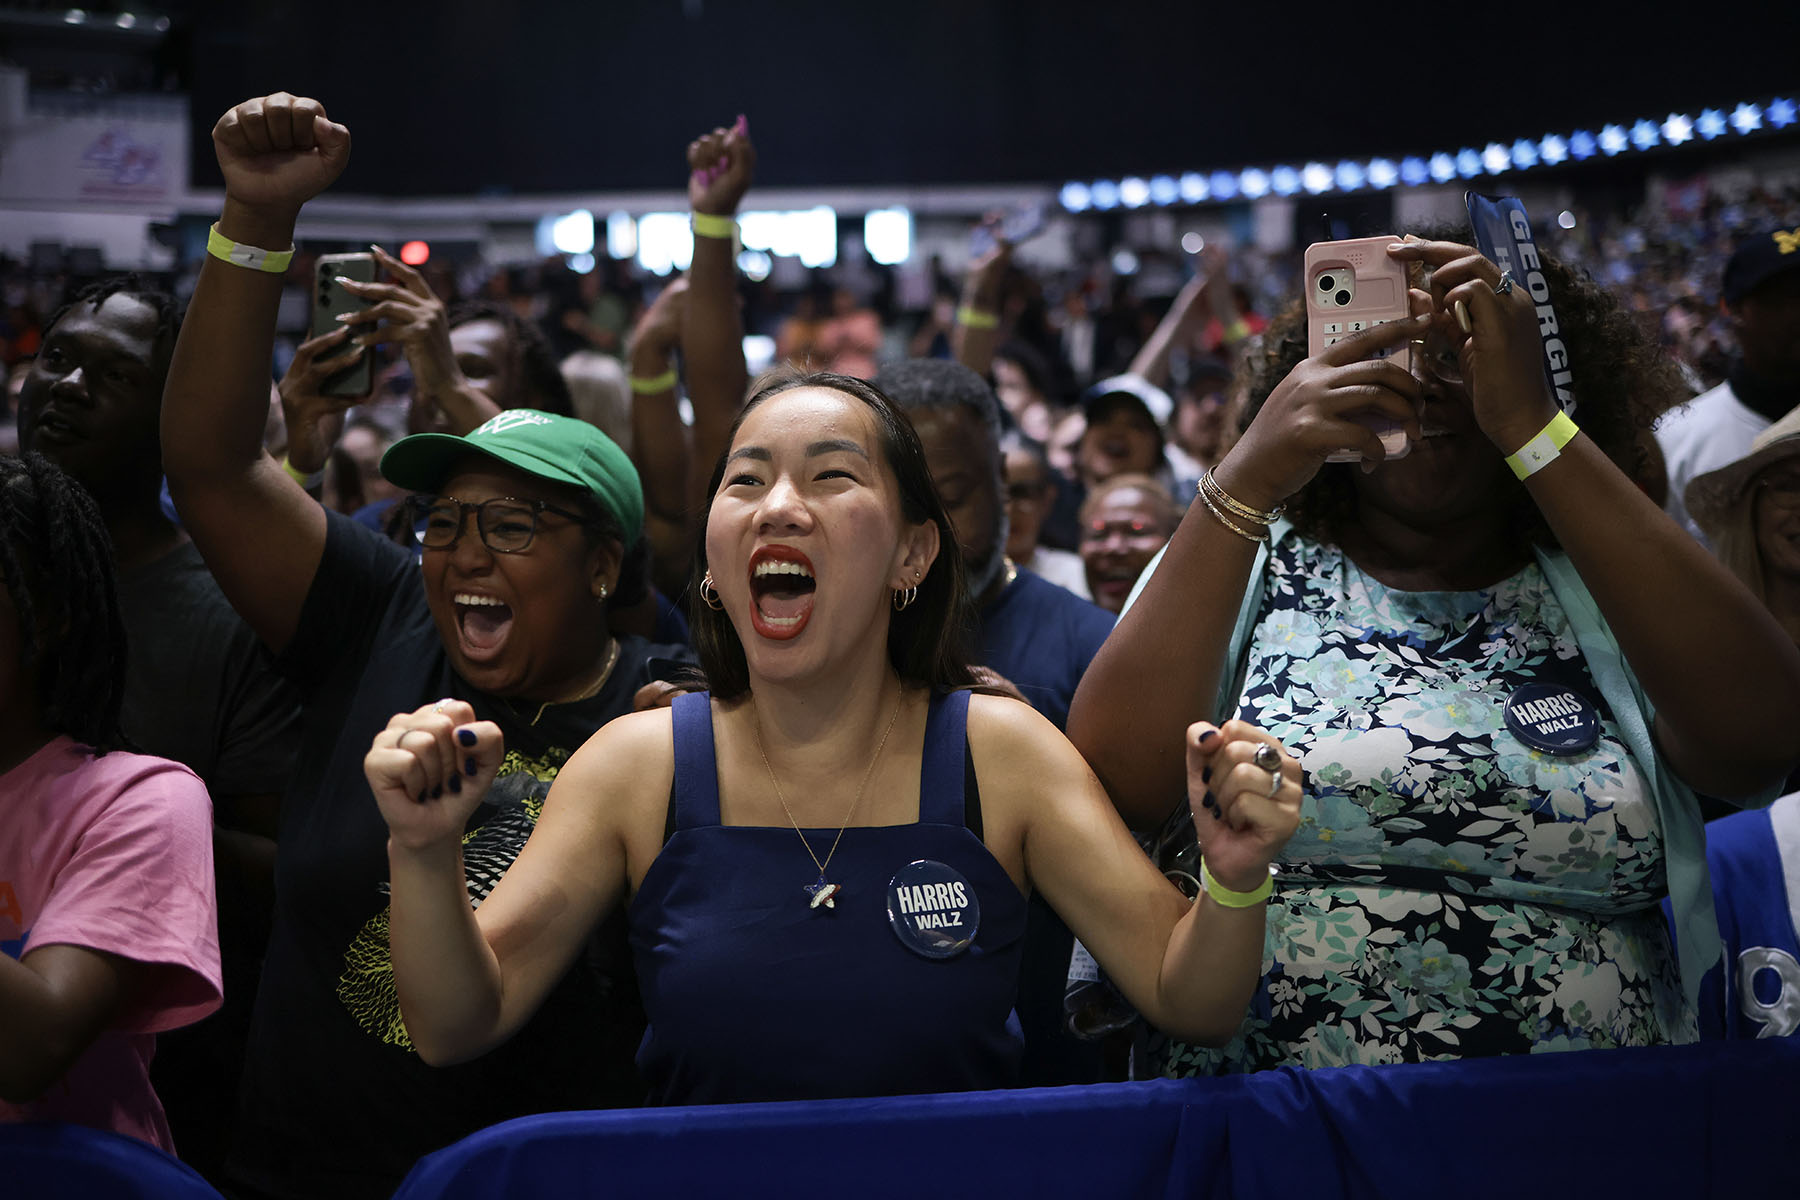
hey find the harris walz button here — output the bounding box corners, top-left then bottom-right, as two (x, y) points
(887, 860), (980, 960)
(1503, 683), (1601, 756)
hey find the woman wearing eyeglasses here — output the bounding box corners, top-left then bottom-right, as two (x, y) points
(159, 96), (699, 1200)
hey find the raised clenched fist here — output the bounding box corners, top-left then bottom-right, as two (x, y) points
(213, 92), (351, 213)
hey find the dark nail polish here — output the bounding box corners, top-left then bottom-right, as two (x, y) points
(1199, 729), (1220, 746)
(458, 729), (477, 746)
(465, 757), (478, 776)
(1202, 766), (1212, 783)
(448, 775), (462, 794)
(418, 790), (429, 804)
(431, 786), (443, 800)
(1203, 790), (1216, 808)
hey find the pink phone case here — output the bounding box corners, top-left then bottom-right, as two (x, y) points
(1304, 236), (1414, 462)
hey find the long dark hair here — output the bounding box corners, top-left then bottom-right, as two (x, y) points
(690, 371), (978, 700)
(0, 454), (129, 752)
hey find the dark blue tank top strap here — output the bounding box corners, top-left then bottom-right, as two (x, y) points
(669, 690), (722, 831)
(919, 687), (970, 827)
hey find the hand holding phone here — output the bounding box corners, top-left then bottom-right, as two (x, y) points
(1304, 236), (1416, 463)
(312, 251), (376, 398)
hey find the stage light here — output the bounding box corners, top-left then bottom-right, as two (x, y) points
(635, 213), (693, 274)
(1557, 210), (1577, 230)
(1239, 168), (1270, 198)
(115, 12), (136, 27)
(1180, 232), (1205, 254)
(399, 240), (430, 266)
(1771, 98), (1798, 129)
(1696, 109), (1726, 140)
(1630, 119), (1659, 150)
(736, 250), (772, 282)
(1539, 134), (1567, 164)
(1271, 165), (1302, 195)
(1209, 171), (1238, 200)
(1120, 176), (1151, 208)
(550, 209), (594, 255)
(1335, 160), (1366, 190)
(1732, 102), (1763, 133)
(1368, 158), (1398, 189)
(1179, 172), (1209, 203)
(606, 212), (636, 260)
(1399, 157), (1429, 186)
(1111, 249), (1140, 276)
(63, 9), (85, 24)
(1149, 175), (1179, 205)
(1510, 140), (1538, 169)
(568, 253), (595, 274)
(1482, 144), (1509, 174)
(1301, 162), (1332, 194)
(1060, 182), (1092, 212)
(1455, 148), (1482, 178)
(1599, 125), (1627, 156)
(1569, 130), (1597, 160)
(864, 207), (911, 266)
(1428, 152), (1456, 183)
(1091, 180), (1120, 210)
(152, 15), (168, 29)
(1663, 113), (1693, 145)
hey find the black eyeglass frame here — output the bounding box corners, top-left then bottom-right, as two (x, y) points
(405, 494), (595, 554)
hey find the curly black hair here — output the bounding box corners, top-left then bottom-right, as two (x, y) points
(0, 453), (129, 752)
(446, 300), (574, 417)
(1238, 224), (1686, 549)
(46, 274), (183, 385)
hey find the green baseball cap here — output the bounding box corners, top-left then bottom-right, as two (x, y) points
(380, 409), (644, 542)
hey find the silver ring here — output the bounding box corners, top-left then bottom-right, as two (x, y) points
(1493, 271), (1515, 296)
(1252, 743), (1282, 773)
(1266, 769), (1283, 798)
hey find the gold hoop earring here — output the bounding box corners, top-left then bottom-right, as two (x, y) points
(700, 571), (725, 611)
(892, 585), (918, 612)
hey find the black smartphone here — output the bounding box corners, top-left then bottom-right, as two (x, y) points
(312, 251), (375, 397)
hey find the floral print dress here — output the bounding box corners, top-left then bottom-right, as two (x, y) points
(1151, 536), (1695, 1076)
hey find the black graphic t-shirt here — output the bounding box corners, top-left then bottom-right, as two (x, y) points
(227, 512), (685, 1200)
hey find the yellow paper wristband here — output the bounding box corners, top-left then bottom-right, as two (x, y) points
(207, 223), (295, 274)
(957, 305), (999, 330)
(1505, 411), (1579, 480)
(282, 456), (325, 489)
(1200, 857), (1273, 908)
(691, 212), (737, 240)
(629, 368), (678, 395)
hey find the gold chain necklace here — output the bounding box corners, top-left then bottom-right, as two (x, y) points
(505, 637), (620, 727)
(752, 687), (903, 911)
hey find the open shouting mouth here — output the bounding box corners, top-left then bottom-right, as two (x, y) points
(747, 544), (815, 641)
(453, 591), (513, 662)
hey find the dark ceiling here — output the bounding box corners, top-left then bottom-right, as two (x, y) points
(154, 0), (1800, 195)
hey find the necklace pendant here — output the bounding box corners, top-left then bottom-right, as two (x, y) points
(805, 878), (841, 910)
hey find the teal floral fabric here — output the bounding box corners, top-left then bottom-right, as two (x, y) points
(1152, 537), (1695, 1076)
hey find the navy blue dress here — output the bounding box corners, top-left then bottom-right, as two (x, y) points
(631, 688), (1027, 1105)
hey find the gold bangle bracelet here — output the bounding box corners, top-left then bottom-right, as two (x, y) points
(1199, 489), (1267, 544)
(1199, 468), (1282, 525)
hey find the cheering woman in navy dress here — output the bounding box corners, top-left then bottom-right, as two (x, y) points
(367, 369), (1303, 1104)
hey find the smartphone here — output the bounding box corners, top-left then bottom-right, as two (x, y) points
(970, 204), (1047, 257)
(1304, 236), (1414, 463)
(312, 251), (376, 398)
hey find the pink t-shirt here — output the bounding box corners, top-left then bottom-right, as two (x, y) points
(0, 737), (222, 1154)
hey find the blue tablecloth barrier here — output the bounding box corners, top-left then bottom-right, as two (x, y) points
(393, 1041), (1798, 1200)
(3, 1042), (1791, 1197)
(0, 1121), (224, 1198)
